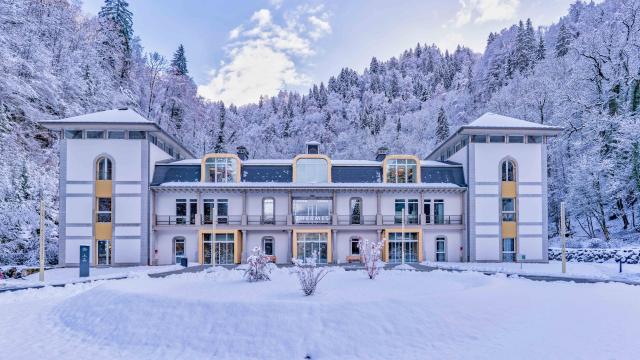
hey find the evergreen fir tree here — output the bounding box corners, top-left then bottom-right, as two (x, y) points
(555, 23), (572, 57)
(536, 34), (545, 61)
(435, 107), (449, 143)
(170, 44), (188, 75)
(98, 0), (133, 49)
(214, 102), (226, 153)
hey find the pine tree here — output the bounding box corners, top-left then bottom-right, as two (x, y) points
(170, 44), (188, 76)
(435, 107), (449, 143)
(514, 19), (537, 73)
(555, 23), (572, 57)
(99, 0), (134, 79)
(99, 0), (133, 49)
(214, 102), (226, 153)
(536, 34), (545, 61)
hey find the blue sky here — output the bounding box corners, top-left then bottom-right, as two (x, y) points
(82, 0), (579, 105)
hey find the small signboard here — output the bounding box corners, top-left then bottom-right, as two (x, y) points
(79, 245), (90, 277)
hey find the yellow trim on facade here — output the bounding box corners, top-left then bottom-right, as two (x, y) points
(292, 228), (332, 263)
(197, 229), (242, 264)
(95, 180), (112, 197)
(200, 153), (242, 183)
(501, 181), (516, 198)
(382, 228), (424, 262)
(95, 223), (112, 240)
(292, 154), (332, 183)
(502, 222), (517, 238)
(381, 155), (422, 183)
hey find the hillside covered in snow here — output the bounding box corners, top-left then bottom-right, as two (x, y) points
(1, 0), (640, 264)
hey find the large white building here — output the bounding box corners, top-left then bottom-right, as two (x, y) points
(40, 108), (561, 266)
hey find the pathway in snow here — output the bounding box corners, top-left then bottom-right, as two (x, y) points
(1, 268), (638, 359)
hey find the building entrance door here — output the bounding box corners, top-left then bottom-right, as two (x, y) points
(97, 240), (111, 265)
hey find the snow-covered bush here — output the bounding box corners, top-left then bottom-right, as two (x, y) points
(291, 253), (329, 296)
(244, 247), (272, 282)
(358, 237), (384, 279)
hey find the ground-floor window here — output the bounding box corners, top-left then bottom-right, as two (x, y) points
(502, 238), (516, 262)
(202, 233), (235, 265)
(435, 237), (446, 262)
(174, 237), (185, 264)
(388, 232), (418, 263)
(97, 240), (111, 265)
(262, 236), (274, 256)
(350, 237), (360, 255)
(296, 232), (328, 264)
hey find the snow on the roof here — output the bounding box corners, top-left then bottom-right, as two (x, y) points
(331, 160), (381, 166)
(41, 108), (152, 124)
(164, 158), (201, 165)
(465, 112), (558, 129)
(156, 182), (462, 189)
(242, 159), (293, 165)
(420, 160), (460, 167)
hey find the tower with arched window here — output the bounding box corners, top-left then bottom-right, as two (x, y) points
(40, 109), (193, 266)
(426, 113), (562, 263)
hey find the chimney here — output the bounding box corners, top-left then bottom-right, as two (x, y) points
(236, 146), (249, 160)
(375, 146), (389, 161)
(305, 141), (320, 154)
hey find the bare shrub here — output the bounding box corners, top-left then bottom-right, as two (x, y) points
(244, 246), (272, 282)
(291, 253), (329, 296)
(358, 237), (384, 279)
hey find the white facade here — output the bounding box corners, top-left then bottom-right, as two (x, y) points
(42, 110), (561, 267)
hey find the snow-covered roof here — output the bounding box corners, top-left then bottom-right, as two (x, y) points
(40, 108), (152, 124)
(464, 112), (561, 129)
(164, 159), (201, 165)
(162, 158), (459, 167)
(153, 181), (464, 190)
(242, 159), (293, 165)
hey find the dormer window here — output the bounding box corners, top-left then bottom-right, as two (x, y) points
(294, 157), (329, 183)
(306, 141), (320, 154)
(203, 156), (239, 183)
(385, 157), (418, 183)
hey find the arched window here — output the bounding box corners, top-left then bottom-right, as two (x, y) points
(96, 157), (112, 180)
(262, 197), (275, 224)
(501, 160), (516, 182)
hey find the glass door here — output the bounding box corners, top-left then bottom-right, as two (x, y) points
(175, 238), (185, 264)
(97, 240), (111, 265)
(214, 233), (235, 265)
(296, 232), (328, 263)
(203, 234), (212, 264)
(387, 232), (418, 263)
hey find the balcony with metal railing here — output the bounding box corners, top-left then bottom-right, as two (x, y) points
(336, 215), (377, 225)
(247, 215), (288, 225)
(155, 215), (197, 226)
(201, 215), (242, 225)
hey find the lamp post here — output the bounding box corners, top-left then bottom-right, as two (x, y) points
(401, 207), (405, 265)
(39, 195), (45, 282)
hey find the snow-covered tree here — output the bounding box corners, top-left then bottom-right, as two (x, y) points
(358, 237), (384, 279)
(171, 44), (188, 76)
(244, 247), (272, 282)
(291, 253), (329, 296)
(435, 107), (449, 143)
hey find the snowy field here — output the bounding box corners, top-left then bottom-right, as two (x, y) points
(424, 260), (640, 282)
(1, 267), (639, 360)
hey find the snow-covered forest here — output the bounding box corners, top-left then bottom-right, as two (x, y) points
(1, 0), (640, 265)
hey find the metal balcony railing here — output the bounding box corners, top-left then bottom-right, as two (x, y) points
(336, 215), (377, 225)
(382, 215), (421, 225)
(431, 215), (463, 225)
(247, 215), (287, 225)
(201, 215), (242, 225)
(155, 215), (197, 225)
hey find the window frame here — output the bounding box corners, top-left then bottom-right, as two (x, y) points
(501, 160), (516, 182)
(384, 156), (419, 184)
(96, 157), (112, 180)
(96, 197), (112, 223)
(202, 155), (240, 183)
(489, 135), (506, 143)
(262, 197), (275, 224)
(526, 135), (543, 144)
(262, 236), (274, 256)
(350, 236), (361, 255)
(470, 135), (486, 143)
(435, 236), (446, 262)
(64, 130), (83, 139)
(501, 198), (516, 222)
(128, 130), (146, 140)
(86, 130), (105, 139)
(293, 156), (330, 183)
(349, 197), (362, 225)
(508, 135), (524, 143)
(107, 130), (125, 139)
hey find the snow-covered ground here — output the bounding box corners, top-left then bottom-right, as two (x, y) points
(1, 267), (638, 359)
(0, 264), (189, 288)
(423, 260), (640, 282)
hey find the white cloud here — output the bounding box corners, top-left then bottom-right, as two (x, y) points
(198, 6), (332, 105)
(455, 0), (520, 27)
(269, 0), (284, 9)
